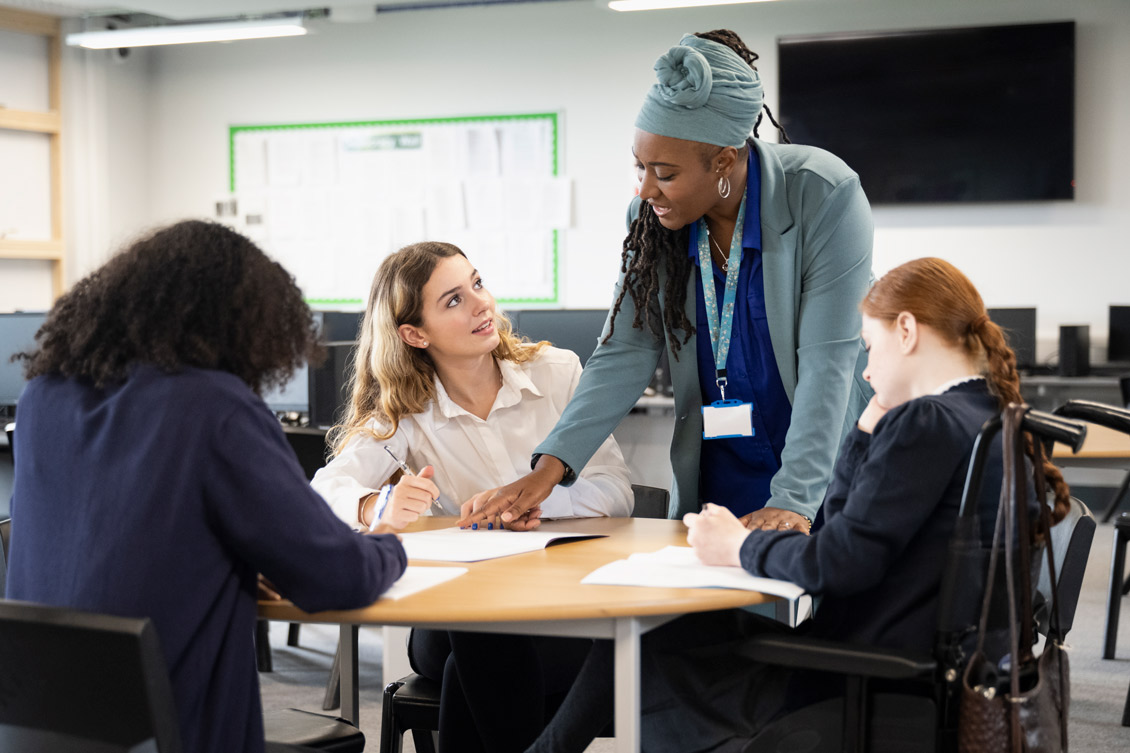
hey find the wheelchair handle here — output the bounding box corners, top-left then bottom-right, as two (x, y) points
(1054, 400), (1130, 436)
(957, 408), (1086, 519)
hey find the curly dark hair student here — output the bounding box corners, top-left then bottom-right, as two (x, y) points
(19, 219), (322, 393)
(604, 28), (791, 356)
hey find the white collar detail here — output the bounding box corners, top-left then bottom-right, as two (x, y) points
(932, 374), (986, 395)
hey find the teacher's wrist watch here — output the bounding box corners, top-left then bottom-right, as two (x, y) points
(531, 453), (576, 485)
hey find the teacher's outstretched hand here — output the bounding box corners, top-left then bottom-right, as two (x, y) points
(456, 455), (566, 529)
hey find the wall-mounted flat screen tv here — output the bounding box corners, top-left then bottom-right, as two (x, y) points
(777, 21), (1075, 204)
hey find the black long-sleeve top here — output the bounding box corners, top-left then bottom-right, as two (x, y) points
(8, 364), (406, 753)
(739, 379), (1002, 653)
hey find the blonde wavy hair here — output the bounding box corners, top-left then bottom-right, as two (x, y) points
(329, 241), (546, 455)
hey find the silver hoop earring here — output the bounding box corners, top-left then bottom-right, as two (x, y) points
(717, 174), (731, 199)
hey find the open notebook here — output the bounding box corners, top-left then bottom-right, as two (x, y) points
(398, 527), (606, 563)
(582, 545), (805, 601)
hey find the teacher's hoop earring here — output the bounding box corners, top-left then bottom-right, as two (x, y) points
(717, 175), (731, 199)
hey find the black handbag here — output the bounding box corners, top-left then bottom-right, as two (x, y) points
(958, 404), (1070, 753)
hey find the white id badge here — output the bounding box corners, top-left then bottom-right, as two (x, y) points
(702, 399), (754, 439)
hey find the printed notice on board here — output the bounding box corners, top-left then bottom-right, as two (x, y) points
(226, 115), (568, 306)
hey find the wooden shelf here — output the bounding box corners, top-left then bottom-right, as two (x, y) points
(1, 7), (65, 301)
(0, 239), (65, 261)
(0, 7), (59, 36)
(0, 108), (61, 134)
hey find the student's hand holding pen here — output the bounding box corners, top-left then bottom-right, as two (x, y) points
(375, 465), (441, 531)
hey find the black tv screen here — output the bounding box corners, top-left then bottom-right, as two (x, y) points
(777, 21), (1075, 204)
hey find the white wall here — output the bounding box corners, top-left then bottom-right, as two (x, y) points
(0, 26), (54, 311)
(38, 0), (1130, 364)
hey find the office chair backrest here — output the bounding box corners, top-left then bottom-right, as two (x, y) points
(630, 484), (670, 519)
(1036, 496), (1095, 640)
(0, 600), (183, 753)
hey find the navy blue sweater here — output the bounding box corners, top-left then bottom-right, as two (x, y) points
(740, 380), (1002, 653)
(8, 365), (406, 753)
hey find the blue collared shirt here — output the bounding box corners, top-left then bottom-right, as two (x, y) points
(691, 146), (793, 516)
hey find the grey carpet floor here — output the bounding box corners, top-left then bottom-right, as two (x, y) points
(259, 521), (1130, 752)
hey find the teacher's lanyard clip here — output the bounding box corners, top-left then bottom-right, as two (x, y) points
(716, 371), (728, 401)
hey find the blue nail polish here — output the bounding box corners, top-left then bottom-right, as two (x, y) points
(487, 522), (493, 530)
(471, 523), (478, 530)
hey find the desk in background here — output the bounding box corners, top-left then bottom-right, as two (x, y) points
(259, 517), (776, 753)
(1053, 422), (1130, 521)
(1023, 375), (1122, 412)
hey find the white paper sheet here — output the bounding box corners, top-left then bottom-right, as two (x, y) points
(382, 566), (467, 600)
(399, 527), (606, 563)
(581, 546), (805, 600)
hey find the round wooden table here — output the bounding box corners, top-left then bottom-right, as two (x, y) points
(259, 517), (776, 752)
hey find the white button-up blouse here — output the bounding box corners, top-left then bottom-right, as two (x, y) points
(311, 347), (634, 527)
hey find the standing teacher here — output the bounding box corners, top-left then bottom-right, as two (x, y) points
(461, 29), (873, 531)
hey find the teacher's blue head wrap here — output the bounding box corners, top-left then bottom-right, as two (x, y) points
(635, 33), (763, 148)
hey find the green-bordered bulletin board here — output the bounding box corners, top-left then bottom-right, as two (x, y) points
(226, 113), (564, 306)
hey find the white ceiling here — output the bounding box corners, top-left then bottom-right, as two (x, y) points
(0, 0), (532, 20)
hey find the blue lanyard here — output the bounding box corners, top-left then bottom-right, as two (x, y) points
(696, 196), (745, 401)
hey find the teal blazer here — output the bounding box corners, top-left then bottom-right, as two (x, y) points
(536, 139), (874, 520)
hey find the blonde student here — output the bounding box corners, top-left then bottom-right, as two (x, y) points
(312, 242), (631, 531)
(311, 241), (632, 753)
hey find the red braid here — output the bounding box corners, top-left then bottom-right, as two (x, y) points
(863, 258), (1070, 527)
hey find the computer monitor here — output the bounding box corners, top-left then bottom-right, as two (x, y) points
(308, 342), (357, 428)
(261, 311), (361, 417)
(0, 312), (47, 414)
(319, 310), (363, 342)
(987, 307), (1037, 370)
(510, 309), (609, 366)
(262, 363), (310, 414)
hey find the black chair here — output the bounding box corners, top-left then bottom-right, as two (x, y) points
(1088, 380), (1130, 523)
(629, 482), (670, 519)
(1108, 512), (1130, 728)
(0, 600), (184, 753)
(377, 483), (669, 753)
(1035, 495), (1096, 641)
(0, 599), (365, 753)
(1053, 401), (1130, 656)
(1110, 514), (1130, 661)
(739, 407), (1088, 753)
(1052, 400), (1130, 727)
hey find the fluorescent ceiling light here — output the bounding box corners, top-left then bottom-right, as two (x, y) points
(65, 17), (306, 49)
(607, 0), (777, 10)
